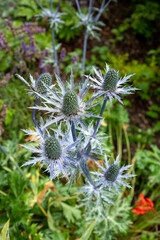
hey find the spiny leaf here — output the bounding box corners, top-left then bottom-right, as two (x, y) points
(60, 202), (81, 223)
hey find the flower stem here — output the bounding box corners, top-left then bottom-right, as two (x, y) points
(70, 120), (77, 142)
(94, 0), (111, 22)
(32, 97), (43, 135)
(84, 97), (108, 153)
(34, 0), (45, 11)
(50, 0), (60, 77)
(75, 0), (82, 16)
(81, 29), (88, 83)
(81, 0), (94, 83)
(123, 124), (131, 164)
(93, 97), (108, 136)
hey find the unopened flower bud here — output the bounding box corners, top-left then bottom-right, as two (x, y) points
(62, 90), (79, 116)
(37, 73), (52, 94)
(44, 136), (61, 160)
(104, 164), (120, 182)
(103, 69), (119, 91)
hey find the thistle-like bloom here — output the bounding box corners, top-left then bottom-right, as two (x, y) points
(92, 155), (135, 193)
(31, 72), (101, 129)
(89, 63), (137, 104)
(75, 13), (104, 40)
(22, 121), (77, 180)
(37, 9), (65, 31)
(16, 73), (52, 95)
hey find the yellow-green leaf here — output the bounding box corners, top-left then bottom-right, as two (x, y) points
(0, 219), (10, 240)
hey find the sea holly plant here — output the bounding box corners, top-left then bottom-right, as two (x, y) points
(16, 64), (137, 202)
(16, 0), (138, 236)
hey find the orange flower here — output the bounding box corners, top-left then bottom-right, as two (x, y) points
(132, 193), (154, 215)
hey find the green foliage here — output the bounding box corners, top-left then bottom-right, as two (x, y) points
(110, 22), (129, 43)
(60, 202), (81, 223)
(57, 2), (82, 41)
(79, 220), (96, 240)
(128, 1), (160, 39)
(0, 220), (10, 240)
(146, 104), (160, 119)
(135, 145), (160, 198)
(0, 77), (33, 137)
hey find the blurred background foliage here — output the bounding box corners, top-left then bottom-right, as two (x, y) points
(0, 0), (160, 239)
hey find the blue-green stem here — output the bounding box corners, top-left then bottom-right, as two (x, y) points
(35, 0), (60, 77)
(81, 0), (94, 83)
(69, 122), (95, 187)
(84, 97), (107, 154)
(116, 126), (122, 162)
(94, 0), (111, 22)
(50, 0), (60, 77)
(123, 124), (131, 164)
(35, 0), (45, 11)
(32, 97), (43, 135)
(70, 120), (77, 142)
(93, 97), (108, 136)
(75, 0), (82, 16)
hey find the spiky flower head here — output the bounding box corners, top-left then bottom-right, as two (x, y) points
(30, 71), (101, 129)
(62, 90), (79, 116)
(37, 73), (52, 94)
(37, 8), (65, 31)
(104, 164), (120, 182)
(103, 68), (119, 91)
(44, 136), (61, 160)
(89, 63), (138, 104)
(22, 120), (78, 180)
(91, 155), (135, 193)
(16, 73), (52, 96)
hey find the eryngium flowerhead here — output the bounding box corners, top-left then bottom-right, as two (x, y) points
(89, 63), (138, 104)
(31, 71), (101, 129)
(22, 121), (77, 180)
(62, 90), (79, 116)
(104, 164), (120, 182)
(37, 73), (52, 94)
(103, 68), (119, 91)
(16, 73), (52, 95)
(92, 155), (135, 193)
(44, 136), (61, 160)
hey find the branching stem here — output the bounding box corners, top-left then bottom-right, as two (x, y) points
(32, 97), (43, 135)
(93, 97), (108, 136)
(75, 0), (82, 16)
(81, 0), (94, 83)
(50, 0), (60, 77)
(70, 120), (77, 142)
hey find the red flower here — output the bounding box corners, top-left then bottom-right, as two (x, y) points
(132, 193), (154, 215)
